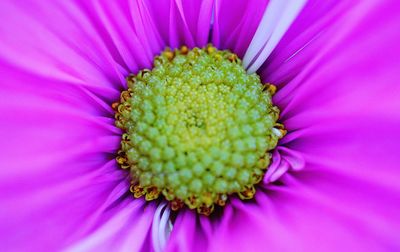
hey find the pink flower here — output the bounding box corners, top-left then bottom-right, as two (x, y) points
(1, 0), (399, 251)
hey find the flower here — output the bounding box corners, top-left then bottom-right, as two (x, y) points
(1, 0), (400, 251)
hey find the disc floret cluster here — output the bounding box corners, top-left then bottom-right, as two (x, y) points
(114, 45), (284, 215)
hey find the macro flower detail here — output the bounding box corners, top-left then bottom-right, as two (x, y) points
(114, 45), (284, 215)
(1, 0), (400, 252)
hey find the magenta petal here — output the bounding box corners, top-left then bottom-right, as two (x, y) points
(82, 0), (168, 71)
(260, 0), (353, 83)
(263, 146), (305, 184)
(0, 2), (123, 92)
(145, 0), (213, 48)
(240, 0), (400, 250)
(212, 0), (268, 56)
(1, 0), (400, 251)
(0, 1), (164, 83)
(173, 1), (400, 251)
(174, 0), (214, 47)
(66, 199), (155, 251)
(208, 172), (399, 251)
(0, 1), (163, 250)
(165, 210), (210, 252)
(0, 68), (138, 249)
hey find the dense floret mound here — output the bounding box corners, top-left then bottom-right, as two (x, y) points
(114, 45), (283, 215)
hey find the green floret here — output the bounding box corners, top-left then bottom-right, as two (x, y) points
(115, 45), (283, 215)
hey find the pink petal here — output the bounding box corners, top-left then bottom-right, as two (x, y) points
(212, 0), (269, 56)
(0, 1), (163, 249)
(145, 0), (214, 48)
(263, 146), (305, 184)
(66, 198), (155, 251)
(167, 1), (400, 250)
(165, 210), (210, 252)
(209, 173), (398, 251)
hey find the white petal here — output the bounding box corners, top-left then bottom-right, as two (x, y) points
(152, 202), (173, 252)
(243, 0), (307, 73)
(158, 204), (172, 249)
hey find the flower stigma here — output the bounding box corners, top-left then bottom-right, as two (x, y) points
(113, 45), (285, 215)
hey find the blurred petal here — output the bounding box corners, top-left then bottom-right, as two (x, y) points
(209, 173), (398, 251)
(80, 0), (164, 71)
(66, 199), (155, 252)
(0, 63), (126, 250)
(0, 1), (163, 249)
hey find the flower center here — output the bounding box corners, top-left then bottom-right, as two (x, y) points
(114, 45), (285, 215)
